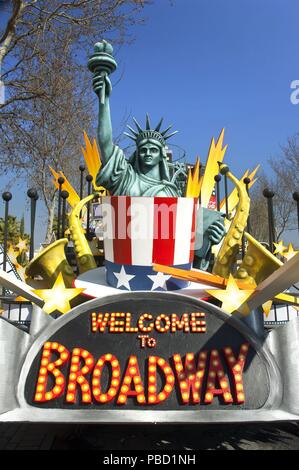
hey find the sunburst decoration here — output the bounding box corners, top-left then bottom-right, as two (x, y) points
(32, 272), (84, 315)
(205, 274), (255, 315)
(81, 131), (106, 193)
(185, 158), (202, 197)
(200, 128), (227, 208)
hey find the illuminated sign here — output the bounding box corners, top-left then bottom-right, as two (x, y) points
(3, 291), (297, 423)
(23, 293), (274, 412)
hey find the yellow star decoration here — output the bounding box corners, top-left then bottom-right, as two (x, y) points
(206, 274), (255, 315)
(16, 237), (28, 252)
(32, 272), (85, 315)
(282, 243), (299, 261)
(262, 300), (273, 318)
(7, 245), (19, 265)
(273, 240), (287, 255)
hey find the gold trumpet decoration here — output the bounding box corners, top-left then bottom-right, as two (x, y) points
(236, 232), (283, 286)
(212, 164), (250, 279)
(25, 194), (98, 291)
(25, 238), (75, 288)
(69, 193), (97, 274)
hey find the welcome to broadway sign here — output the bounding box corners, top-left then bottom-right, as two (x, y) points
(0, 292), (299, 423)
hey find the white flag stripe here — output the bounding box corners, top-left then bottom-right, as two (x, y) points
(130, 197), (155, 266)
(102, 196), (114, 262)
(174, 197), (194, 265)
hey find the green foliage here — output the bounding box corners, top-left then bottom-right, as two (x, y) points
(0, 214), (29, 245)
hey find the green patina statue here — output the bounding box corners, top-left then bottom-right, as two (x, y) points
(89, 40), (225, 269)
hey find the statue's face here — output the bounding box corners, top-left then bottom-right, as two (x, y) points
(138, 141), (161, 171)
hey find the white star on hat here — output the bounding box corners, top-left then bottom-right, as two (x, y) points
(147, 271), (172, 291)
(113, 265), (135, 290)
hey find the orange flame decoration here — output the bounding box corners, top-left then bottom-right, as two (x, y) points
(185, 129), (227, 204)
(200, 128), (227, 207)
(81, 132), (106, 193)
(184, 130), (259, 209)
(185, 157), (202, 198)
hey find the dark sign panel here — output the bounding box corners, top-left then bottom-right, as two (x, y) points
(24, 293), (272, 411)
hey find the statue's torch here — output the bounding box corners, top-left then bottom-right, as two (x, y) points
(88, 40), (117, 105)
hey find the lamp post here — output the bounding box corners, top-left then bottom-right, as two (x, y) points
(27, 188), (38, 261)
(57, 176), (65, 240)
(214, 174), (221, 212)
(293, 192), (299, 234)
(86, 174), (93, 238)
(2, 191), (12, 272)
(61, 190), (69, 239)
(241, 177), (251, 258)
(243, 177), (251, 234)
(263, 188), (276, 252)
(79, 164), (85, 201)
(79, 165), (85, 219)
(220, 165), (229, 219)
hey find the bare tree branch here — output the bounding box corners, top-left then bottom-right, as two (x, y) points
(0, 0), (147, 242)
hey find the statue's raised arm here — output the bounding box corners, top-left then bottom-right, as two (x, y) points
(88, 40), (117, 164)
(88, 40), (180, 197)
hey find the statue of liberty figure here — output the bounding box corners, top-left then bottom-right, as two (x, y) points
(89, 40), (225, 269)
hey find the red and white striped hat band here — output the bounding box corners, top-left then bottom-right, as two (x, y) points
(101, 196), (198, 266)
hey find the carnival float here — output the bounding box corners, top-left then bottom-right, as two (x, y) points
(0, 40), (298, 423)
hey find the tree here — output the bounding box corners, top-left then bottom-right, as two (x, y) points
(0, 1), (145, 110)
(0, 0), (146, 242)
(271, 132), (299, 190)
(0, 213), (29, 245)
(249, 136), (299, 243)
(248, 178), (269, 243)
(0, 35), (95, 241)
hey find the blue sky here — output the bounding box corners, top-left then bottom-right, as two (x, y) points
(0, 0), (299, 245)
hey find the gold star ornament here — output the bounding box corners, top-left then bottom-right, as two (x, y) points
(16, 237), (28, 252)
(32, 273), (85, 315)
(282, 243), (299, 261)
(206, 274), (255, 315)
(273, 240), (287, 255)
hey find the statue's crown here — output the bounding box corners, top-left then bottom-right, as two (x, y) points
(124, 114), (178, 147)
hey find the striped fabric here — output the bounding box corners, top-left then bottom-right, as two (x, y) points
(101, 196), (198, 291)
